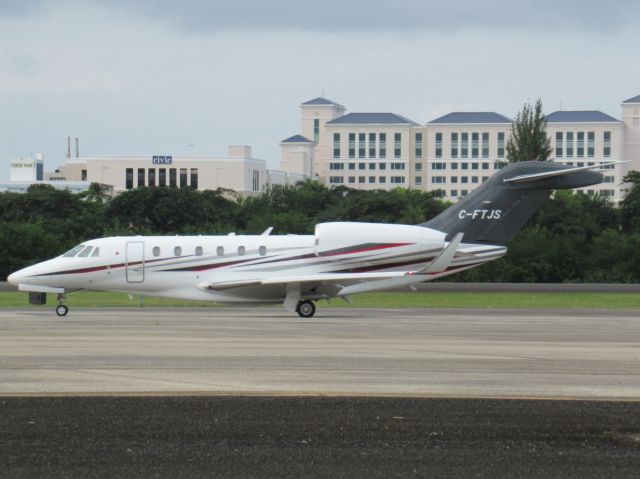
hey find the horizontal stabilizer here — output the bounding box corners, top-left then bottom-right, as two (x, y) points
(503, 161), (627, 184)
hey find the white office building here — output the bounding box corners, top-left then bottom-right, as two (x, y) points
(283, 95), (640, 202)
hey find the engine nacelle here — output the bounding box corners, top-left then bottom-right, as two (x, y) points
(314, 222), (445, 257)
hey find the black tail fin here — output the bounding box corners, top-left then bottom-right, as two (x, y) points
(421, 161), (604, 244)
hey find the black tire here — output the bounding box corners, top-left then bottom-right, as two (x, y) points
(56, 304), (69, 317)
(296, 300), (316, 318)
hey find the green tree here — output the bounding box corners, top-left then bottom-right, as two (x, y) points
(620, 171), (640, 233)
(506, 98), (552, 163)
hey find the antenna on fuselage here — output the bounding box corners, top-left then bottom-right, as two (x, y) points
(261, 227), (274, 236)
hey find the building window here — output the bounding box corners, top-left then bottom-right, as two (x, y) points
(482, 132), (489, 158)
(359, 133), (366, 158)
(379, 176), (386, 183)
(461, 176), (468, 183)
(451, 189), (458, 197)
(191, 168), (198, 190)
(329, 162), (344, 170)
(217, 246), (224, 256)
(368, 176), (376, 183)
(566, 132), (574, 157)
(391, 162), (405, 170)
(555, 132), (563, 157)
(604, 131), (611, 157)
(369, 133), (376, 158)
(81, 169), (87, 181)
(394, 133), (401, 158)
(348, 133), (356, 159)
(358, 176), (365, 183)
(451, 176), (458, 183)
(329, 176), (344, 184)
(435, 132), (442, 159)
(461, 189), (468, 197)
(451, 133), (459, 159)
(497, 132), (505, 159)
(472, 176), (479, 184)
(159, 168), (166, 187)
(577, 131), (584, 157)
(471, 132), (479, 158)
(461, 133), (469, 158)
(180, 168), (188, 187)
(379, 133), (386, 158)
(348, 163), (356, 170)
(415, 132), (423, 159)
(313, 118), (319, 143)
(358, 163), (366, 170)
(138, 168), (145, 187)
(431, 176), (446, 184)
(587, 131), (595, 158)
(461, 163), (468, 170)
(333, 133), (340, 158)
(431, 162), (446, 170)
(369, 162), (376, 170)
(169, 168), (177, 187)
(379, 163), (386, 170)
(415, 163), (422, 172)
(451, 162), (458, 170)
(415, 176), (422, 186)
(482, 163), (489, 170)
(390, 176), (405, 184)
(604, 175), (614, 183)
(125, 168), (133, 189)
(148, 168), (156, 187)
(174, 246), (182, 257)
(252, 170), (260, 192)
(348, 176), (355, 183)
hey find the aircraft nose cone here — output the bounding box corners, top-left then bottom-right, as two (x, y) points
(7, 271), (21, 286)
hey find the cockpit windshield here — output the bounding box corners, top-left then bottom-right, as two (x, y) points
(62, 245), (85, 257)
(77, 246), (93, 257)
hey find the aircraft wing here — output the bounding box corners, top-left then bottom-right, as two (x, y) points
(198, 233), (465, 294)
(197, 271), (410, 292)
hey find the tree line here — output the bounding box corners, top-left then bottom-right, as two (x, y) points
(2, 178), (640, 283)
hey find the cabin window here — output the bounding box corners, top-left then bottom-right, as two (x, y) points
(77, 246), (93, 257)
(238, 246), (245, 256)
(217, 246), (224, 256)
(259, 246), (267, 256)
(174, 246), (182, 257)
(195, 246), (203, 256)
(63, 245), (85, 257)
(152, 246), (160, 257)
(91, 247), (100, 257)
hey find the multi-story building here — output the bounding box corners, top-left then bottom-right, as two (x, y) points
(545, 111), (624, 199)
(419, 112), (512, 200)
(282, 95), (640, 203)
(18, 145), (306, 196)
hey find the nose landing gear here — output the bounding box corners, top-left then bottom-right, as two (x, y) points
(56, 294), (69, 316)
(296, 299), (316, 318)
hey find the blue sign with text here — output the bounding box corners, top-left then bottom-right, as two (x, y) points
(152, 155), (173, 164)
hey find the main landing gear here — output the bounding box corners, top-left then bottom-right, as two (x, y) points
(56, 294), (69, 317)
(296, 299), (316, 318)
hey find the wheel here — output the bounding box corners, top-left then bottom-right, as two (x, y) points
(56, 304), (69, 317)
(296, 300), (316, 318)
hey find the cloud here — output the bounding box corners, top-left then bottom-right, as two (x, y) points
(1, 0), (638, 33)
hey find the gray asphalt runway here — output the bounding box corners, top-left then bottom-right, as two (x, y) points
(1, 307), (639, 398)
(2, 396), (640, 478)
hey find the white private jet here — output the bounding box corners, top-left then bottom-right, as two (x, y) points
(8, 161), (609, 317)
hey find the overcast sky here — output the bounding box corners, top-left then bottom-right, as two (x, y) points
(1, 0), (639, 180)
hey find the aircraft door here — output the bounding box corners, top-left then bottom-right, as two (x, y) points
(126, 241), (145, 283)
